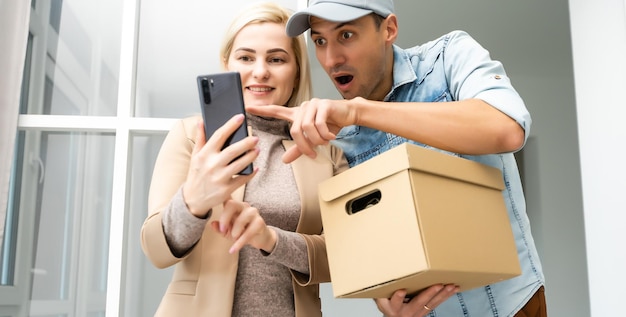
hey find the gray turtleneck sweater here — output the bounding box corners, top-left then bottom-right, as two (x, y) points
(162, 114), (308, 317)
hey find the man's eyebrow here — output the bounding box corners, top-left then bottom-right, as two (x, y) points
(310, 21), (353, 35)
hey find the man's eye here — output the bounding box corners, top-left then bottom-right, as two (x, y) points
(341, 32), (353, 40)
(314, 38), (326, 46)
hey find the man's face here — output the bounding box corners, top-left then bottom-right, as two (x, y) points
(309, 14), (392, 101)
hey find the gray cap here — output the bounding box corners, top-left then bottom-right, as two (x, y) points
(286, 0), (395, 37)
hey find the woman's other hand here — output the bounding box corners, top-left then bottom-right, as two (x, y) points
(211, 199), (277, 254)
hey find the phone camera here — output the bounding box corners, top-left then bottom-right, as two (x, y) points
(201, 78), (211, 104)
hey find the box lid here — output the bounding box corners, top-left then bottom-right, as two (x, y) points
(319, 143), (504, 202)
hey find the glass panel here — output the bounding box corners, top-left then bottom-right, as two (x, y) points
(22, 0), (123, 116)
(134, 0), (299, 118)
(1, 33), (33, 287)
(0, 133), (24, 287)
(1, 31), (34, 287)
(19, 34), (33, 114)
(122, 132), (173, 317)
(15, 130), (113, 314)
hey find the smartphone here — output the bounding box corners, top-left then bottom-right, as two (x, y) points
(197, 71), (253, 175)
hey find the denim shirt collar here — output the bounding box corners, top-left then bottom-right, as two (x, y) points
(385, 45), (417, 102)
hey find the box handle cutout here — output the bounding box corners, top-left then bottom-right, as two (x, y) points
(346, 189), (382, 215)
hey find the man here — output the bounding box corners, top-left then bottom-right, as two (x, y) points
(247, 0), (546, 316)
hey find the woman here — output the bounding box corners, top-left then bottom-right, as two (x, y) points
(140, 2), (348, 317)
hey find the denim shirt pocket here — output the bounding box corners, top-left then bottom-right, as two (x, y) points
(335, 125), (360, 139)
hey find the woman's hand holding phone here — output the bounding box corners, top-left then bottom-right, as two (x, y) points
(182, 114), (259, 219)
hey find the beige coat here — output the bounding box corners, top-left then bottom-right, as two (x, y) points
(141, 116), (348, 317)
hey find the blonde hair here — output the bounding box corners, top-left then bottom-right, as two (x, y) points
(219, 2), (312, 108)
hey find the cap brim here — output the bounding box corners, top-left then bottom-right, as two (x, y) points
(286, 3), (373, 37)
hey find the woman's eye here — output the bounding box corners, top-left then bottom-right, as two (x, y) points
(271, 58), (284, 63)
(341, 31), (353, 40)
(238, 56), (253, 62)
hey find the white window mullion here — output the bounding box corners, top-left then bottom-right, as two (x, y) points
(17, 115), (176, 133)
(18, 115), (117, 132)
(105, 0), (138, 316)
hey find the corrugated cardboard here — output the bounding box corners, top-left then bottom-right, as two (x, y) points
(318, 142), (521, 299)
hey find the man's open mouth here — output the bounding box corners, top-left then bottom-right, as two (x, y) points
(335, 75), (353, 85)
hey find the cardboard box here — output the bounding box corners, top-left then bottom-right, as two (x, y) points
(318, 142), (521, 298)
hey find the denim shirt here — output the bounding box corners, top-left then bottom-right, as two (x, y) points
(330, 30), (544, 317)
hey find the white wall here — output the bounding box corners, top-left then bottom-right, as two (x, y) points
(568, 0), (626, 315)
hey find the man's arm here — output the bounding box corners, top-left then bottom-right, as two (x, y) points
(246, 96), (525, 163)
(350, 97), (525, 155)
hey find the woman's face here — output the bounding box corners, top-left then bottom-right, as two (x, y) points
(227, 22), (298, 107)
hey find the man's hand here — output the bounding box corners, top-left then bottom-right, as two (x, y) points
(375, 285), (459, 317)
(246, 98), (356, 163)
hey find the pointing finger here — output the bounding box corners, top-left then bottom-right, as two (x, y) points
(246, 105), (295, 122)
